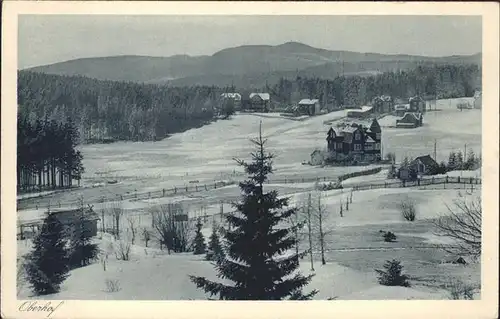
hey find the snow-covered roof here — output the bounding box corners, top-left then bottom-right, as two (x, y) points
(365, 136), (376, 143)
(249, 93), (270, 101)
(361, 105), (373, 112)
(298, 99), (319, 105)
(221, 93), (241, 100)
(394, 104), (410, 111)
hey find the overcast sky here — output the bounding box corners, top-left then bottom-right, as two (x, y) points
(18, 15), (482, 69)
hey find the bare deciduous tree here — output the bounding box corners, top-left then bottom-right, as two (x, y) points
(150, 203), (192, 254)
(142, 228), (151, 247)
(127, 216), (138, 245)
(109, 202), (124, 239)
(433, 194), (481, 260)
(311, 192), (334, 265)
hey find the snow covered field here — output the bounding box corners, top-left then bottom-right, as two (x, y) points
(17, 186), (481, 300)
(16, 97), (482, 300)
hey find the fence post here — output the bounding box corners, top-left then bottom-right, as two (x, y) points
(205, 184), (208, 191)
(186, 186), (188, 192)
(148, 192), (151, 199)
(302, 178), (304, 183)
(324, 177), (326, 181)
(457, 176), (460, 183)
(196, 185), (198, 192)
(121, 195), (123, 201)
(214, 183), (217, 189)
(162, 189), (165, 197)
(445, 176), (449, 184)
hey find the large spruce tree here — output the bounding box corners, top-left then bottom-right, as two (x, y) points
(24, 213), (70, 295)
(190, 124), (317, 300)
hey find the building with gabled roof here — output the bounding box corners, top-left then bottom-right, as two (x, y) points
(410, 155), (439, 176)
(326, 118), (382, 164)
(297, 99), (320, 115)
(248, 93), (271, 112)
(396, 112), (423, 128)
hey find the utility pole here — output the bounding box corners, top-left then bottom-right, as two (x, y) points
(464, 144), (467, 158)
(434, 139), (437, 161)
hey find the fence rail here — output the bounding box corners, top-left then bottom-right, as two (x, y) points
(17, 172), (481, 212)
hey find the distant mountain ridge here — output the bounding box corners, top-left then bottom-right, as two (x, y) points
(25, 42), (482, 88)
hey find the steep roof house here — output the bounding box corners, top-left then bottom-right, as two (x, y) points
(372, 95), (394, 113)
(220, 93), (242, 111)
(326, 118), (382, 163)
(410, 155), (439, 176)
(249, 93), (271, 112)
(298, 99), (320, 116)
(396, 112), (423, 128)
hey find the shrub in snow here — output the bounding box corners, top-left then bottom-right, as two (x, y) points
(190, 125), (317, 300)
(104, 279), (121, 293)
(24, 214), (70, 295)
(192, 218), (206, 255)
(383, 231), (397, 242)
(400, 198), (417, 221)
(317, 182), (342, 191)
(375, 259), (410, 287)
(447, 280), (476, 300)
(115, 240), (131, 261)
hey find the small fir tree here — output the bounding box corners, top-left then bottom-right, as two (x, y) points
(375, 259), (410, 287)
(193, 218), (206, 255)
(24, 213), (70, 295)
(455, 151), (464, 170)
(206, 223), (224, 261)
(448, 151), (457, 171)
(190, 124), (317, 300)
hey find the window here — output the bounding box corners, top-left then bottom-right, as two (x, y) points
(365, 154), (373, 161)
(355, 132), (361, 140)
(375, 143), (381, 150)
(376, 133), (381, 140)
(337, 143), (343, 149)
(354, 144), (362, 151)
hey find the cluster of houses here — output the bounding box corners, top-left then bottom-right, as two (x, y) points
(220, 92), (270, 113)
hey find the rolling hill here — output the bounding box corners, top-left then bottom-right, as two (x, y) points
(25, 41), (481, 87)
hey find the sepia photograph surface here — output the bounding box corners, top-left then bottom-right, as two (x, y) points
(1, 2), (498, 319)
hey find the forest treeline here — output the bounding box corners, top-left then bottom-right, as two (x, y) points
(18, 64), (480, 143)
(17, 116), (84, 192)
(264, 64), (481, 108)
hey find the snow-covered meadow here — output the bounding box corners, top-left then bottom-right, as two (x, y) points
(16, 97), (482, 300)
(17, 185), (481, 300)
